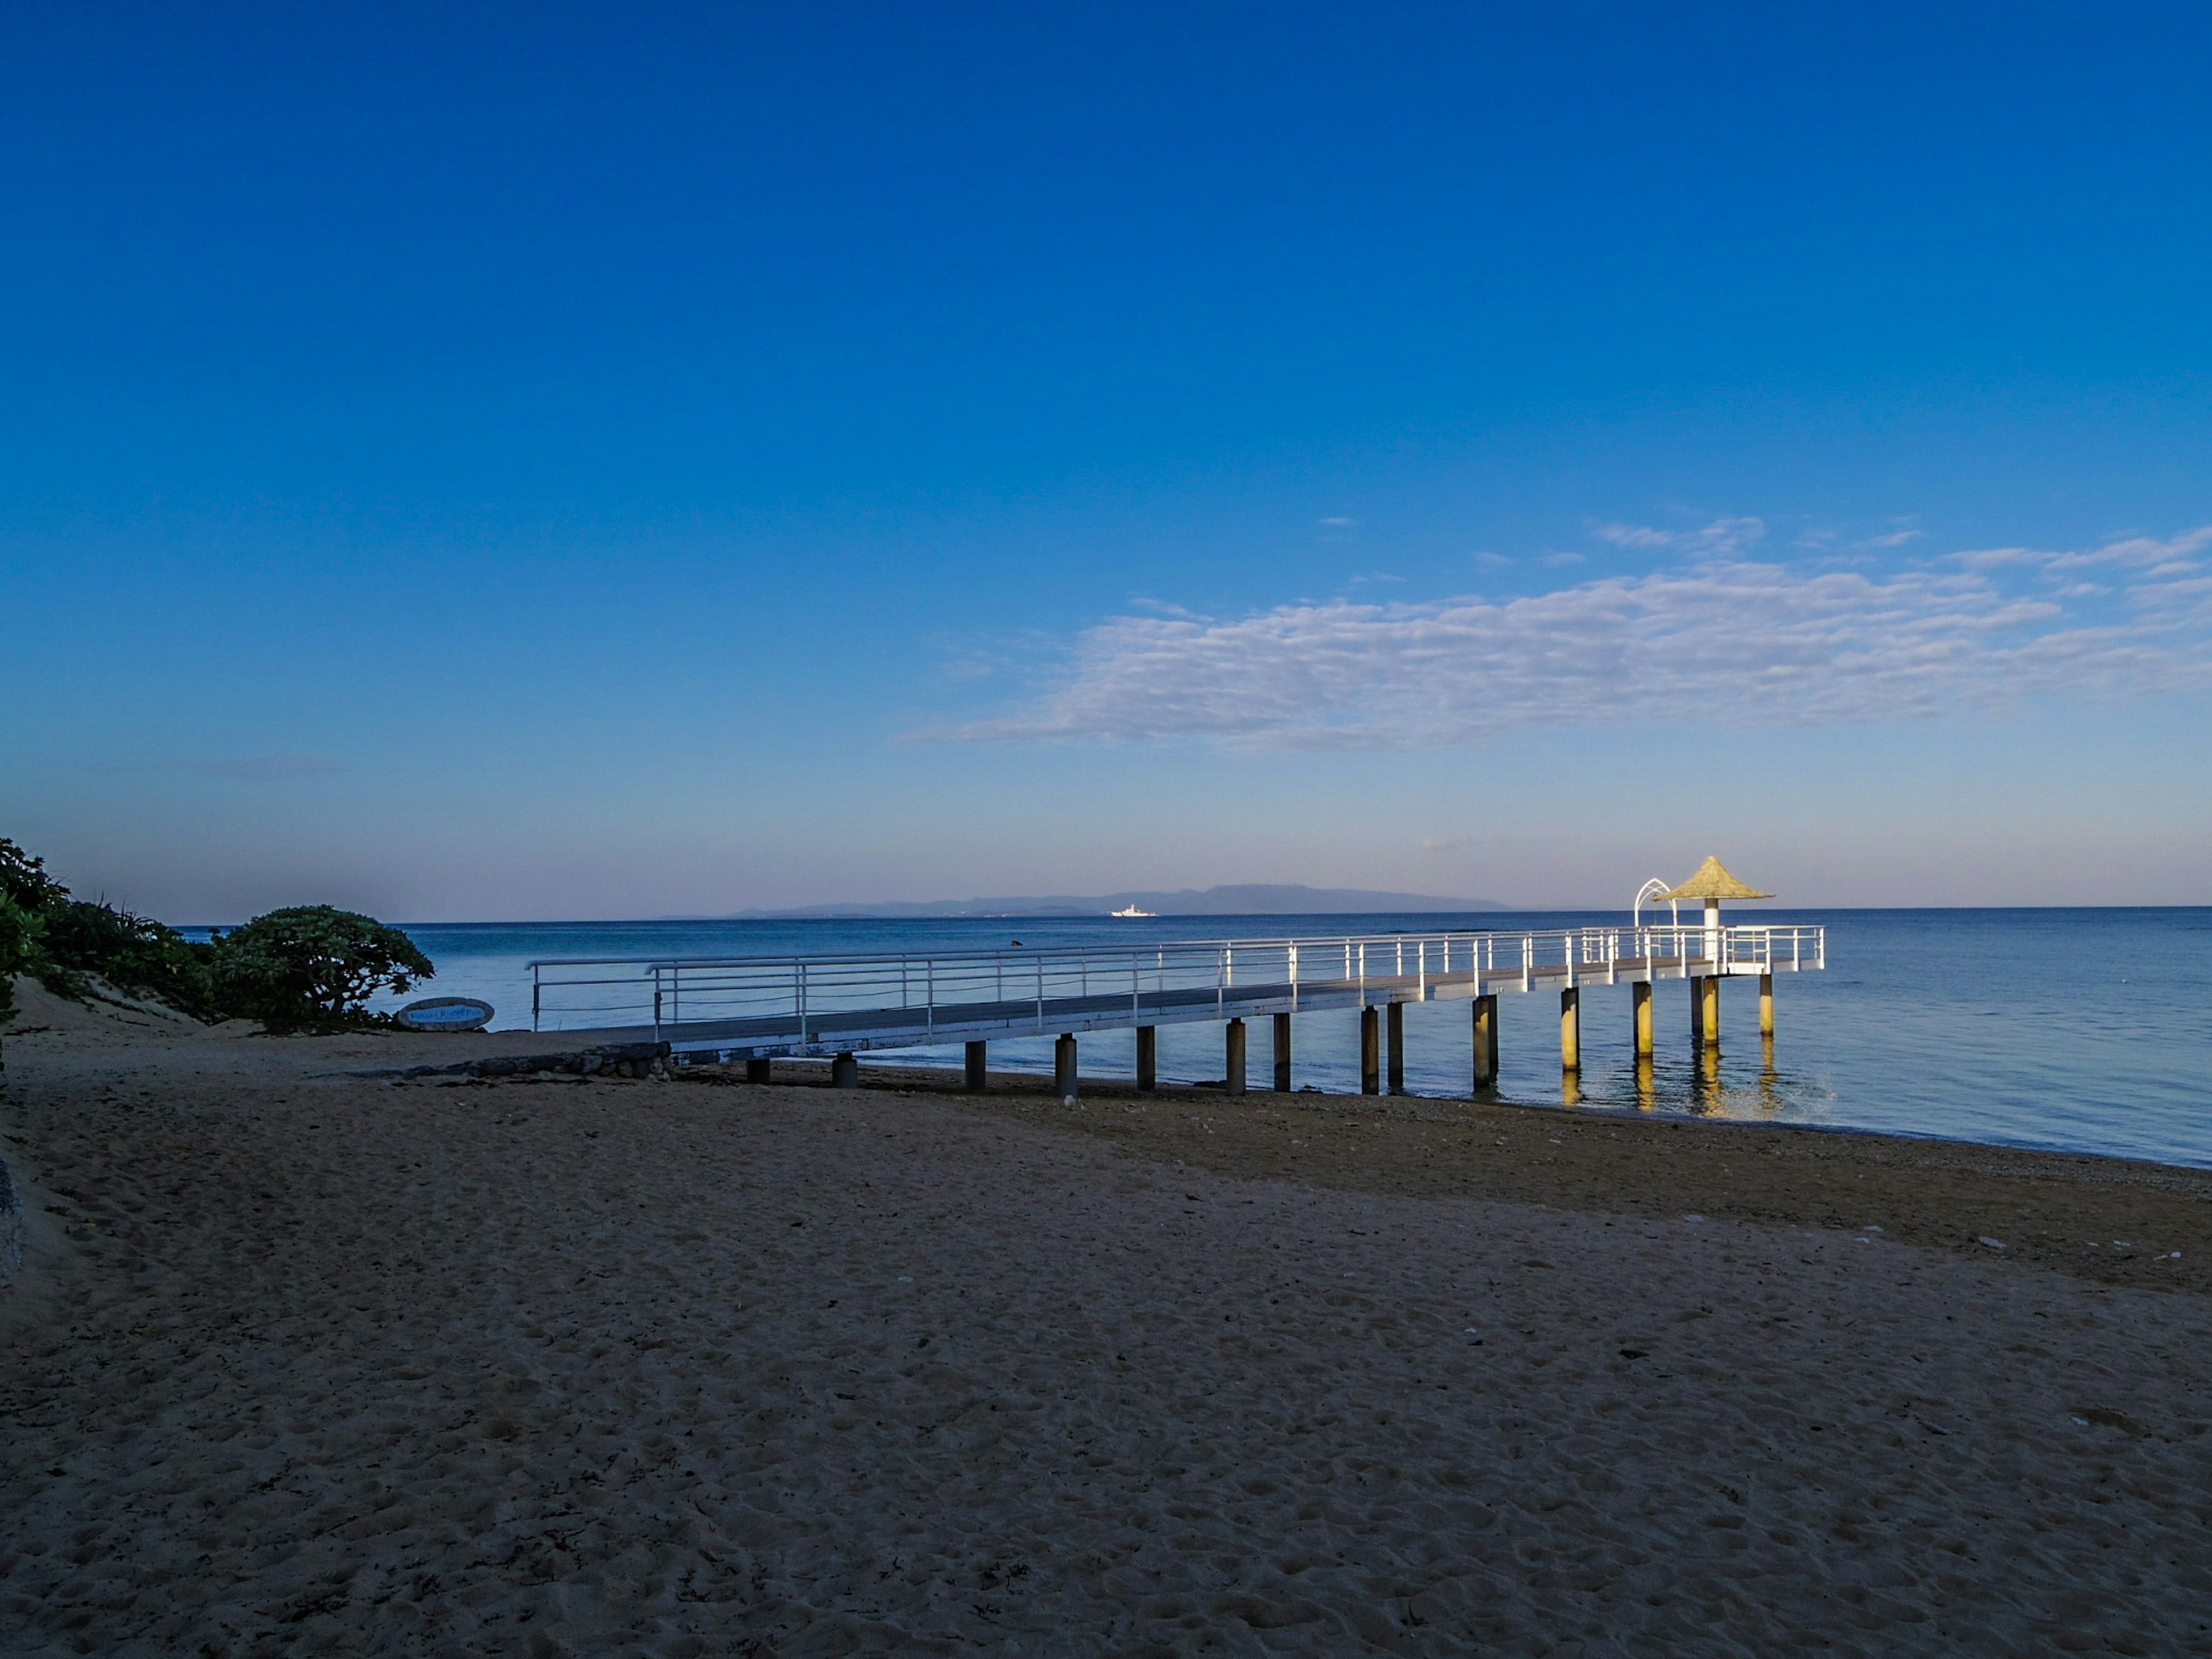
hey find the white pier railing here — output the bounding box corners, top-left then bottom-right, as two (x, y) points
(526, 923), (1824, 1056)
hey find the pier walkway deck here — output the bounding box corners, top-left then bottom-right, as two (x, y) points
(528, 923), (1824, 1090)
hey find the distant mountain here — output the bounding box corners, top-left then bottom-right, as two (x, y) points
(732, 884), (1512, 919)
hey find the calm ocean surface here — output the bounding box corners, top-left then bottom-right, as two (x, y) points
(343, 909), (2211, 1169)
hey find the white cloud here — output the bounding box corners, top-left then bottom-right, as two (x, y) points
(1594, 516), (1765, 555)
(927, 528), (2212, 751)
(2046, 526), (2212, 571)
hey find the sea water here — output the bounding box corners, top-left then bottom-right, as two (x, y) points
(304, 908), (2209, 1169)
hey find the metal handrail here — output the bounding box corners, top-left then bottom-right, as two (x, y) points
(527, 923), (1825, 1034)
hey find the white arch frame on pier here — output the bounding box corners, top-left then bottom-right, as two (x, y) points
(1633, 877), (1679, 931)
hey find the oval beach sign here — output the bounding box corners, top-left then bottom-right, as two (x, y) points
(396, 997), (495, 1032)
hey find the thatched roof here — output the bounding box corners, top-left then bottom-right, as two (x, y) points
(1660, 856), (1773, 902)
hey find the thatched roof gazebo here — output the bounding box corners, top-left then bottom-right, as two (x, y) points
(1660, 856), (1772, 905)
(1660, 857), (1772, 986)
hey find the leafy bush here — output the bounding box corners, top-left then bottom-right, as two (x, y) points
(0, 895), (44, 1028)
(1, 838), (220, 1015)
(0, 838), (67, 915)
(41, 900), (219, 1018)
(209, 905), (435, 1030)
(1, 836), (434, 1033)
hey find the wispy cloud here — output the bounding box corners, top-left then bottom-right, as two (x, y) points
(2046, 526), (2212, 572)
(925, 524), (2212, 751)
(1594, 516), (1765, 555)
(1946, 546), (2043, 570)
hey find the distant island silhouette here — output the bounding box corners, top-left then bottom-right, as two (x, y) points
(728, 884), (1513, 919)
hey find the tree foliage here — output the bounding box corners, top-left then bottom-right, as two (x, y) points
(41, 900), (219, 1017)
(0, 895), (44, 1027)
(209, 905), (435, 1029)
(1, 837), (220, 1014)
(1, 836), (433, 1032)
(0, 838), (68, 915)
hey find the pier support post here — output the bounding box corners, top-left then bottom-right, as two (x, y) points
(1360, 1006), (1381, 1094)
(1272, 1012), (1291, 1092)
(1701, 975), (1721, 1048)
(1472, 995), (1498, 1090)
(745, 1056), (772, 1085)
(831, 1052), (859, 1089)
(964, 1040), (987, 1092)
(1386, 1001), (1406, 1094)
(1759, 972), (1774, 1038)
(1560, 987), (1581, 1073)
(1054, 1033), (1078, 1100)
(1225, 1018), (1247, 1094)
(1689, 976), (1706, 1046)
(1135, 1026), (1156, 1092)
(1632, 981), (1653, 1059)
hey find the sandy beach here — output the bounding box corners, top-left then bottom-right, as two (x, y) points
(4, 987), (2210, 1656)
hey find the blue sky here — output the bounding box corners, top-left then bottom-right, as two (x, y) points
(5, 2), (2210, 919)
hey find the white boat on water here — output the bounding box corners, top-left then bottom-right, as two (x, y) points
(1109, 903), (1155, 918)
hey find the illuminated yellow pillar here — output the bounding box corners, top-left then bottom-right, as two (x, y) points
(1472, 994), (1498, 1089)
(1701, 975), (1721, 1048)
(1560, 987), (1581, 1073)
(1759, 972), (1774, 1037)
(1631, 981), (1653, 1059)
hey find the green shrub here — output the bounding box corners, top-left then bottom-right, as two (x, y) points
(41, 900), (219, 1019)
(0, 838), (220, 1016)
(0, 836), (434, 1033)
(0, 838), (67, 915)
(0, 895), (44, 1027)
(209, 905), (435, 1030)
(1, 839), (68, 1018)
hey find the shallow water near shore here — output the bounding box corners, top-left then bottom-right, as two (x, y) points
(204, 907), (2212, 1169)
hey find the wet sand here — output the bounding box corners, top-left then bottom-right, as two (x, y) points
(3, 999), (2210, 1655)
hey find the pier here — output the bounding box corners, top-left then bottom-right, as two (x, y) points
(527, 916), (1824, 1095)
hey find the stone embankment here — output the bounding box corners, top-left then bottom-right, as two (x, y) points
(350, 1040), (673, 1082)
